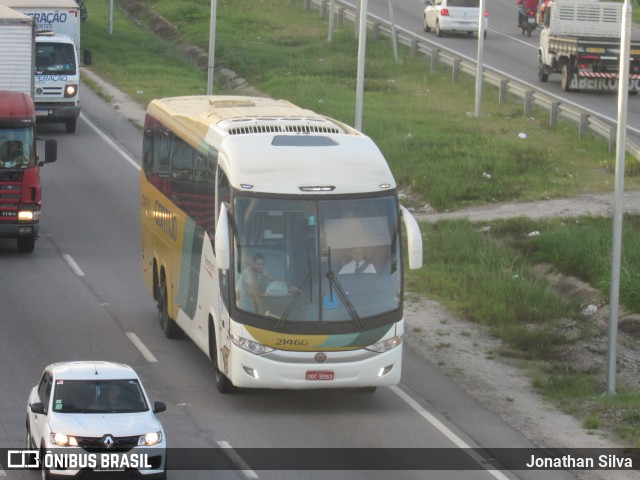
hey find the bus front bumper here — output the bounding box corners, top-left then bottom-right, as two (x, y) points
(227, 344), (402, 389)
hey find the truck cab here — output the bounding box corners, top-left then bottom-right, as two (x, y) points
(34, 31), (84, 133)
(0, 91), (56, 252)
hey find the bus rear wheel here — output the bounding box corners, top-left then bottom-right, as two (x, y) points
(158, 281), (181, 339)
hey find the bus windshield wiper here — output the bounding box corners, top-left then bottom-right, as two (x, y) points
(326, 247), (363, 328)
(275, 249), (313, 330)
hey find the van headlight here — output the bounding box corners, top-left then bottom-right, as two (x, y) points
(230, 332), (273, 355)
(64, 84), (78, 97)
(138, 432), (162, 446)
(50, 432), (78, 446)
(365, 335), (402, 353)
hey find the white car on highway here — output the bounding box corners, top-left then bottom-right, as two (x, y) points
(423, 0), (488, 38)
(26, 361), (167, 479)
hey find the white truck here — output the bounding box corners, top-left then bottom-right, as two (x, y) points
(538, 0), (640, 92)
(0, 5), (35, 96)
(0, 0), (91, 133)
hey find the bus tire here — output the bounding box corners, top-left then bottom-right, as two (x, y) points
(209, 320), (235, 394)
(158, 281), (181, 339)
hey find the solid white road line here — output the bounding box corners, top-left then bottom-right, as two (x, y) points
(126, 332), (158, 363)
(62, 254), (85, 277)
(79, 112), (141, 171)
(217, 441), (259, 479)
(389, 385), (512, 480)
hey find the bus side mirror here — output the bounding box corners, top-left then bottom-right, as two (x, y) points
(44, 139), (57, 164)
(400, 205), (423, 270)
(215, 202), (230, 271)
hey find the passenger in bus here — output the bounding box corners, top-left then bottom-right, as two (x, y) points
(236, 253), (282, 312)
(338, 247), (376, 274)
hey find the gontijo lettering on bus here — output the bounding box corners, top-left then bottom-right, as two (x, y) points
(154, 200), (178, 242)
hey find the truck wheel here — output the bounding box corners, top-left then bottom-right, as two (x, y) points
(17, 237), (35, 253)
(158, 281), (181, 339)
(538, 60), (548, 82)
(561, 64), (573, 92)
(65, 118), (77, 133)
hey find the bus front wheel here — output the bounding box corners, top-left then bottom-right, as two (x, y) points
(209, 319), (235, 393)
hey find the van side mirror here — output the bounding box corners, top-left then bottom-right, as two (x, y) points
(83, 49), (92, 66)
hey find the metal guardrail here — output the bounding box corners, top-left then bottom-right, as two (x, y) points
(302, 0), (640, 160)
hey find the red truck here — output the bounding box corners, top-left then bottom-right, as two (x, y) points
(0, 90), (56, 252)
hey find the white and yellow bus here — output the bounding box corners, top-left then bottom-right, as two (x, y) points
(140, 96), (422, 393)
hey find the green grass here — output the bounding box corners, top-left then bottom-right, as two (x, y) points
(79, 0), (640, 447)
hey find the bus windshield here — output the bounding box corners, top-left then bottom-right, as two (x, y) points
(0, 128), (35, 169)
(232, 194), (401, 327)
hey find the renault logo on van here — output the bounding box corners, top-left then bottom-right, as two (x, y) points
(102, 435), (115, 448)
(314, 353), (327, 363)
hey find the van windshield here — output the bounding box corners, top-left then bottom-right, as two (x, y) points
(36, 42), (76, 75)
(53, 379), (149, 414)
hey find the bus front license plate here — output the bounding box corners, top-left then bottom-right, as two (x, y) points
(306, 370), (334, 381)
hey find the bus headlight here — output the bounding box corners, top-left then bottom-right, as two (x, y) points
(230, 332), (273, 355)
(365, 335), (402, 353)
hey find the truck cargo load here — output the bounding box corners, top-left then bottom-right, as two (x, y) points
(0, 5), (35, 96)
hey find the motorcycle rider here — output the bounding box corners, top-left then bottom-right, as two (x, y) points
(517, 0), (539, 28)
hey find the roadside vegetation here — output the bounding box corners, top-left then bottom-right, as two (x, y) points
(82, 0), (640, 447)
